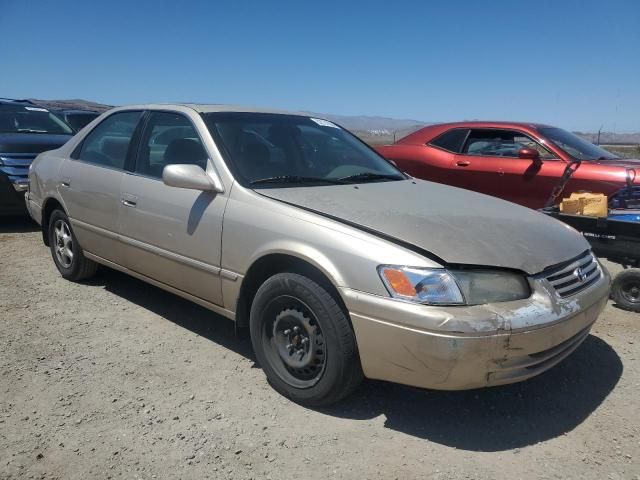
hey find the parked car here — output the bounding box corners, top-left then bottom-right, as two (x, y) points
(53, 109), (101, 132)
(0, 99), (74, 216)
(377, 122), (638, 209)
(27, 105), (610, 406)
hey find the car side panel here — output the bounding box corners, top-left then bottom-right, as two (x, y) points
(117, 172), (228, 305)
(563, 162), (632, 199)
(219, 184), (440, 312)
(58, 159), (125, 264)
(376, 144), (455, 185)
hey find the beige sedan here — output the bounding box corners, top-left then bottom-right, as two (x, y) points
(26, 104), (610, 405)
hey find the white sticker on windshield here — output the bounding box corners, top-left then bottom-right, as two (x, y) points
(310, 118), (339, 128)
(24, 107), (49, 112)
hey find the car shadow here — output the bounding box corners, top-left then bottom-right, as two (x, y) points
(90, 267), (622, 452)
(89, 267), (255, 361)
(321, 334), (621, 451)
(610, 302), (639, 314)
(0, 216), (39, 233)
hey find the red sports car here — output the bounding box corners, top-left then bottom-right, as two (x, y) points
(376, 122), (638, 209)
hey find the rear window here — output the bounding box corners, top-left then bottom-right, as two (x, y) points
(429, 128), (469, 153)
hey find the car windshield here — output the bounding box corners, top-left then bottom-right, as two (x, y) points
(0, 103), (73, 135)
(539, 127), (619, 160)
(203, 112), (405, 187)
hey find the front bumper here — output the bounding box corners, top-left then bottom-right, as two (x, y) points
(24, 191), (42, 225)
(341, 266), (610, 390)
(0, 173), (28, 216)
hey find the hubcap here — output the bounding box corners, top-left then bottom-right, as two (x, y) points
(53, 219), (73, 268)
(261, 296), (326, 388)
(621, 280), (640, 304)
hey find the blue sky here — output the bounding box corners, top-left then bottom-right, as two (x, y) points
(1, 0), (639, 132)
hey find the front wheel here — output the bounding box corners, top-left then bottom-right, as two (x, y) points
(48, 209), (98, 281)
(250, 273), (362, 406)
(611, 269), (640, 313)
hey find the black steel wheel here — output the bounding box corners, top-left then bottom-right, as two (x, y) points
(260, 298), (327, 388)
(250, 273), (362, 406)
(611, 269), (640, 313)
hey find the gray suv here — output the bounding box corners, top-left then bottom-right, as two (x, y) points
(26, 104), (610, 406)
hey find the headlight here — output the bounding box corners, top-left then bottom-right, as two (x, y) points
(378, 266), (530, 305)
(451, 269), (530, 304)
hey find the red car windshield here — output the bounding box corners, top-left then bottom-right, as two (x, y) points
(539, 127), (619, 161)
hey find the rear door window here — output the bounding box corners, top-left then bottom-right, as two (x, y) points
(77, 111), (143, 169)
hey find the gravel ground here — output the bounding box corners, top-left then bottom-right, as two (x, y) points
(1, 217), (639, 480)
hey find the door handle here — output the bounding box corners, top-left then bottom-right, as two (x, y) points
(61, 179), (70, 187)
(456, 160), (471, 167)
(122, 199), (137, 208)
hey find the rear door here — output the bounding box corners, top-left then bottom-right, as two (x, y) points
(59, 110), (144, 264)
(453, 128), (562, 208)
(118, 110), (227, 305)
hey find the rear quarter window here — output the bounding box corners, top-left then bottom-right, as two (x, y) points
(428, 128), (469, 153)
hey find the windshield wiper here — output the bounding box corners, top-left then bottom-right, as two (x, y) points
(338, 172), (405, 183)
(250, 175), (346, 186)
(17, 128), (50, 134)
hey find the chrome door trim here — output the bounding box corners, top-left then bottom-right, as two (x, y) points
(70, 217), (119, 240)
(119, 233), (221, 275)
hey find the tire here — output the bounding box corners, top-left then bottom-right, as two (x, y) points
(611, 269), (640, 313)
(250, 273), (363, 406)
(48, 209), (98, 281)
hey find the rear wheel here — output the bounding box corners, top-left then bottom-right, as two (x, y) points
(250, 273), (362, 406)
(611, 269), (640, 313)
(48, 209), (98, 281)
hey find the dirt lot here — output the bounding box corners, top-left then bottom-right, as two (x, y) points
(1, 217), (639, 480)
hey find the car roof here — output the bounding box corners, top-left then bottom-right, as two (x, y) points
(398, 120), (557, 145)
(58, 109), (100, 115)
(431, 121), (555, 130)
(0, 98), (37, 106)
(110, 103), (313, 117)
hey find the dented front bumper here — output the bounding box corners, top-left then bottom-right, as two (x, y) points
(341, 266), (610, 390)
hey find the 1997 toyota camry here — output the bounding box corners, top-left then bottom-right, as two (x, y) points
(26, 104), (610, 406)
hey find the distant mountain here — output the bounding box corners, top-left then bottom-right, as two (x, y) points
(21, 98), (640, 144)
(574, 131), (640, 145)
(306, 112), (430, 133)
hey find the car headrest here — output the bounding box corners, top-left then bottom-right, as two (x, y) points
(100, 136), (131, 161)
(164, 138), (207, 167)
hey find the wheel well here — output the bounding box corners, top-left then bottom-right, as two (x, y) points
(235, 254), (347, 336)
(41, 198), (65, 246)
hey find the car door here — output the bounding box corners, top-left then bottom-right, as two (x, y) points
(118, 110), (227, 305)
(453, 128), (562, 208)
(59, 110), (144, 264)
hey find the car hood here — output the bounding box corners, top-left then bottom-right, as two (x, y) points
(0, 133), (72, 153)
(258, 179), (590, 275)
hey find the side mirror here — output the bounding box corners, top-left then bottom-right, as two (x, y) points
(518, 147), (541, 163)
(162, 164), (222, 192)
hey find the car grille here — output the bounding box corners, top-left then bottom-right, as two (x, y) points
(0, 153), (36, 188)
(545, 251), (601, 298)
